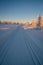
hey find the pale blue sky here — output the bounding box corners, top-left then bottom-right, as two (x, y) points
(0, 0), (43, 22)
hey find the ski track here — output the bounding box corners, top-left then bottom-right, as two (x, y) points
(0, 24), (43, 65)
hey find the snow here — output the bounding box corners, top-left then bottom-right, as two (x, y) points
(0, 24), (43, 65)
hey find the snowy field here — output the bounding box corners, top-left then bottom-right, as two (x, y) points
(0, 24), (43, 65)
